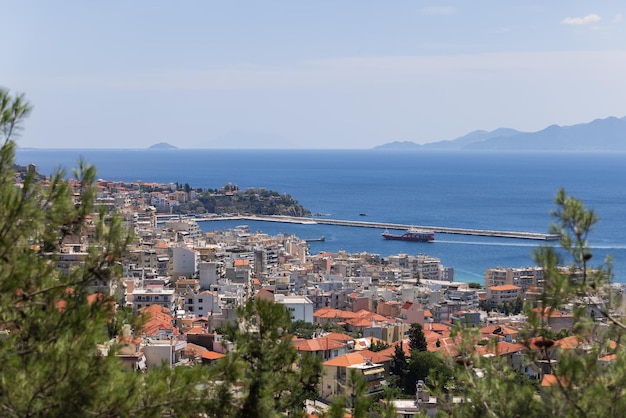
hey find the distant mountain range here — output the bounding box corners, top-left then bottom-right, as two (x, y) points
(375, 116), (626, 151)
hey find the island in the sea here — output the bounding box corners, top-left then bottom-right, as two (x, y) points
(148, 142), (178, 150)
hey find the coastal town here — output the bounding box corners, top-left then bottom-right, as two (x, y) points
(17, 169), (624, 416)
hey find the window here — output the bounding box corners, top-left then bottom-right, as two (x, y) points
(198, 307), (203, 311)
(198, 298), (203, 303)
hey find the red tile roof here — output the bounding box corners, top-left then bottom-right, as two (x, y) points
(201, 351), (226, 360)
(293, 335), (348, 352)
(489, 285), (521, 291)
(554, 335), (580, 350)
(323, 352), (368, 367)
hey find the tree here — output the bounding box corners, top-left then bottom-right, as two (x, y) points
(289, 319), (319, 339)
(408, 323), (427, 352)
(326, 368), (370, 418)
(441, 188), (626, 417)
(0, 89), (217, 416)
(405, 351), (452, 395)
(219, 298), (322, 417)
(389, 342), (408, 391)
(369, 338), (390, 352)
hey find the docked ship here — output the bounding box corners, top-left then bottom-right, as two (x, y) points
(381, 228), (435, 242)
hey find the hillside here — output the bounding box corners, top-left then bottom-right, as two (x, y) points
(375, 116), (626, 151)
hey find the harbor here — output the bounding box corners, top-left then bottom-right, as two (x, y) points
(191, 214), (561, 241)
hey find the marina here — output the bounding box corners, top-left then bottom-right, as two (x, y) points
(192, 214), (561, 241)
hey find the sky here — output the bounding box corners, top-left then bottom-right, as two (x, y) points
(2, 1), (626, 149)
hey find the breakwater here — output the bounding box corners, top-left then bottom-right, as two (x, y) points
(192, 215), (560, 241)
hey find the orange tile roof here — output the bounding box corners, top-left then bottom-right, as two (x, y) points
(480, 325), (519, 336)
(425, 323), (451, 335)
(325, 332), (354, 342)
(599, 353), (617, 362)
(541, 374), (568, 387)
(424, 329), (444, 344)
(554, 335), (580, 350)
(489, 285), (521, 291)
(184, 343), (208, 357)
(347, 318), (375, 328)
(475, 341), (525, 357)
(314, 308), (359, 320)
(323, 352), (367, 367)
(202, 351), (227, 360)
(354, 310), (389, 322)
(293, 335), (348, 352)
(428, 336), (461, 357)
(359, 348), (395, 363)
(139, 304), (171, 315)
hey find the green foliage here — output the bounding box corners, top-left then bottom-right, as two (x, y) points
(326, 368), (370, 418)
(442, 188), (626, 417)
(389, 342), (408, 390)
(219, 298), (322, 417)
(408, 323), (427, 352)
(444, 356), (544, 418)
(0, 89), (218, 417)
(389, 341), (454, 397)
(323, 322), (346, 333)
(479, 297), (524, 315)
(408, 351), (453, 392)
(289, 319), (319, 339)
(369, 339), (390, 352)
(196, 186), (311, 216)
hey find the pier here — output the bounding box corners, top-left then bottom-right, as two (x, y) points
(193, 214), (560, 241)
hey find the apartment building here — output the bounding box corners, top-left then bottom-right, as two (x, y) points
(486, 285), (522, 304)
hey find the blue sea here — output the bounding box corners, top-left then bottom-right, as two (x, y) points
(15, 149), (626, 284)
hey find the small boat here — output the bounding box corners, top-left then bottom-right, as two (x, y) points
(305, 235), (325, 242)
(382, 228), (435, 242)
(359, 213), (367, 216)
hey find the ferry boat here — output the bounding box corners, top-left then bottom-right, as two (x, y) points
(304, 235), (325, 242)
(382, 228), (435, 242)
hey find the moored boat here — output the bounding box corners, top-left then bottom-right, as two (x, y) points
(382, 228), (435, 242)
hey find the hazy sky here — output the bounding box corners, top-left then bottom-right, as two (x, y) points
(2, 1), (625, 149)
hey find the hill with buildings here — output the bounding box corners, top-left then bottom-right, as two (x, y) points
(142, 182), (311, 217)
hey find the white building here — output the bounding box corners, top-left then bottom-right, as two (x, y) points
(143, 338), (187, 368)
(198, 261), (222, 288)
(184, 290), (222, 316)
(274, 294), (314, 323)
(172, 246), (198, 278)
(131, 285), (176, 311)
(164, 218), (203, 243)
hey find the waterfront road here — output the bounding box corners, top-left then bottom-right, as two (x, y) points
(192, 214), (560, 241)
